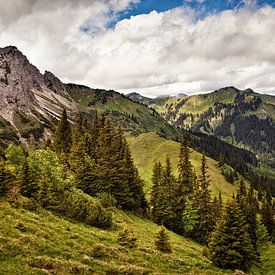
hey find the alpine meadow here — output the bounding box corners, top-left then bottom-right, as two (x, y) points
(0, 1), (275, 274)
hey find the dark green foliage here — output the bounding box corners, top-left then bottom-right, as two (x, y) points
(191, 155), (215, 244)
(70, 113), (146, 212)
(261, 197), (274, 240)
(64, 189), (112, 229)
(155, 226), (172, 253)
(118, 227), (137, 248)
(236, 179), (258, 252)
(178, 136), (194, 195)
(53, 109), (72, 155)
(19, 161), (37, 198)
(96, 192), (117, 208)
(0, 165), (11, 196)
(150, 157), (177, 230)
(182, 200), (198, 233)
(209, 199), (257, 272)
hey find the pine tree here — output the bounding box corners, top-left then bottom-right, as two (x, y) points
(155, 226), (172, 253)
(0, 165), (11, 196)
(150, 161), (163, 217)
(124, 143), (147, 211)
(236, 179), (258, 252)
(20, 161), (37, 198)
(177, 135), (194, 196)
(182, 200), (198, 233)
(261, 198), (274, 239)
(209, 199), (257, 272)
(151, 157), (177, 230)
(191, 155), (214, 243)
(53, 109), (72, 155)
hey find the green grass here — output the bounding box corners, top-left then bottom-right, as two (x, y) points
(0, 198), (232, 274)
(68, 87), (181, 140)
(127, 132), (237, 199)
(151, 88), (237, 116)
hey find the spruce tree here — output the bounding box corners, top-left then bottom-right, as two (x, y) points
(261, 198), (274, 239)
(209, 198), (257, 272)
(20, 161), (37, 198)
(0, 165), (11, 196)
(236, 179), (258, 252)
(177, 136), (194, 196)
(191, 155), (214, 243)
(155, 226), (172, 253)
(53, 109), (72, 155)
(151, 161), (163, 218)
(124, 143), (147, 211)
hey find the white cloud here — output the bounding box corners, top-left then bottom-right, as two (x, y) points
(0, 0), (275, 96)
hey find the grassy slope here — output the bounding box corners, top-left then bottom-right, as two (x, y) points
(150, 88), (237, 116)
(0, 198), (231, 275)
(68, 87), (181, 140)
(127, 132), (236, 199)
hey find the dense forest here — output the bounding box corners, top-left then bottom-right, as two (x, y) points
(0, 110), (274, 273)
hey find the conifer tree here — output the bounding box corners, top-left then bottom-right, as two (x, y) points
(191, 155), (214, 243)
(124, 143), (147, 211)
(151, 157), (177, 230)
(261, 198), (274, 239)
(155, 226), (172, 253)
(236, 179), (258, 251)
(53, 109), (72, 155)
(182, 200), (198, 233)
(20, 161), (37, 198)
(178, 136), (193, 196)
(209, 198), (257, 272)
(150, 161), (163, 215)
(0, 165), (11, 196)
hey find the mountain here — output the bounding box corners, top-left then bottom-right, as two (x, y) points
(67, 84), (180, 140)
(0, 46), (180, 146)
(150, 86), (275, 168)
(0, 46), (75, 146)
(126, 92), (154, 105)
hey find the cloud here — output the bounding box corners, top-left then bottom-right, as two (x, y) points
(0, 0), (274, 96)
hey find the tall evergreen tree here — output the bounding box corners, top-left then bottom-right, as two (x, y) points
(0, 165), (11, 196)
(177, 136), (193, 196)
(150, 161), (163, 217)
(191, 155), (214, 243)
(261, 198), (274, 239)
(53, 109), (72, 155)
(209, 198), (257, 272)
(236, 179), (258, 252)
(124, 143), (147, 211)
(20, 160), (37, 198)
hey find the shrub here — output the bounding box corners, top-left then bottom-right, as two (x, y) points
(118, 227), (137, 248)
(155, 226), (172, 253)
(96, 192), (117, 208)
(65, 189), (112, 229)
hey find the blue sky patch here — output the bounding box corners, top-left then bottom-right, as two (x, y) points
(105, 0), (275, 29)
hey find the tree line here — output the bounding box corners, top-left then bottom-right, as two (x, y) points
(149, 136), (274, 272)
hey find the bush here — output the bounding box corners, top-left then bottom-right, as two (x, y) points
(96, 192), (117, 208)
(64, 189), (112, 229)
(118, 227), (137, 248)
(155, 226), (172, 253)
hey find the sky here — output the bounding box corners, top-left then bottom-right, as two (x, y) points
(0, 0), (275, 97)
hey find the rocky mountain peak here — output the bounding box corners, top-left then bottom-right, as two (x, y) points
(0, 45), (75, 139)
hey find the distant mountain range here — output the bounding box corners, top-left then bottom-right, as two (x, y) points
(147, 87), (275, 168)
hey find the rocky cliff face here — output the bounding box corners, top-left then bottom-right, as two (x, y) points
(0, 46), (76, 144)
(0, 46), (75, 125)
